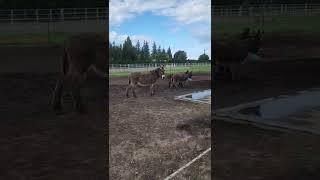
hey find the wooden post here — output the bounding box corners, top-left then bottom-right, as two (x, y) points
(24, 9), (26, 22)
(239, 6), (242, 16)
(96, 8), (99, 20)
(85, 8), (88, 21)
(10, 9), (13, 24)
(36, 9), (39, 23)
(305, 3), (308, 15)
(60, 8), (64, 21)
(49, 9), (52, 22)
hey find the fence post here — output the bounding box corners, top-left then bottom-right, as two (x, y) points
(85, 8), (88, 21)
(36, 9), (39, 23)
(24, 9), (26, 21)
(305, 3), (308, 15)
(49, 9), (52, 22)
(60, 8), (64, 21)
(10, 10), (13, 24)
(96, 8), (99, 20)
(239, 6), (242, 16)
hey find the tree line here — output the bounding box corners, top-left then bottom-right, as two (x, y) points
(109, 36), (210, 64)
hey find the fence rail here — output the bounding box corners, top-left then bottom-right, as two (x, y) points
(1, 4), (319, 23)
(109, 62), (211, 73)
(212, 4), (320, 17)
(0, 7), (107, 23)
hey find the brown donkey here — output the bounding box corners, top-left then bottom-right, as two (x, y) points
(51, 33), (107, 113)
(126, 65), (165, 97)
(213, 29), (262, 81)
(169, 70), (193, 88)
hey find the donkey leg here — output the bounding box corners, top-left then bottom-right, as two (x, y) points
(125, 86), (130, 98)
(52, 77), (64, 110)
(150, 84), (154, 96)
(132, 84), (137, 98)
(71, 78), (87, 113)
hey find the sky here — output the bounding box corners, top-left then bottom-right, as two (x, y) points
(109, 0), (211, 60)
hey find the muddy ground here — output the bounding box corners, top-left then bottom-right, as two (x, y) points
(213, 33), (320, 179)
(0, 46), (107, 179)
(109, 74), (211, 179)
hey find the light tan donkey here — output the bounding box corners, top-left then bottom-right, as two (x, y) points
(126, 65), (165, 98)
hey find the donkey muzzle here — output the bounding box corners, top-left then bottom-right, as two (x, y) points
(161, 75), (165, 79)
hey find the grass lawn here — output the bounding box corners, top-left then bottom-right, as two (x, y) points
(109, 65), (212, 77)
(213, 15), (320, 36)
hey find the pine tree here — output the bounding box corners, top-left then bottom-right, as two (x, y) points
(162, 48), (167, 62)
(135, 40), (141, 62)
(144, 41), (150, 62)
(157, 45), (161, 62)
(151, 42), (157, 62)
(167, 46), (173, 63)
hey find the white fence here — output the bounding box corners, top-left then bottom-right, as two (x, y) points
(1, 4), (319, 24)
(109, 62), (211, 73)
(0, 7), (107, 23)
(212, 4), (320, 17)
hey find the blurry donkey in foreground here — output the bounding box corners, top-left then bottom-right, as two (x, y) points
(169, 70), (193, 88)
(51, 33), (107, 113)
(126, 65), (166, 98)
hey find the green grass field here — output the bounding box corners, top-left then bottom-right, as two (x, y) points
(213, 15), (320, 36)
(109, 65), (211, 77)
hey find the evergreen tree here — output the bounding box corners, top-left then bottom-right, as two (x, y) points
(162, 48), (168, 62)
(151, 42), (157, 62)
(135, 40), (141, 62)
(157, 45), (162, 62)
(167, 47), (173, 63)
(144, 41), (150, 62)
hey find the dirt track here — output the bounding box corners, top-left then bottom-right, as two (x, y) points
(109, 74), (211, 179)
(0, 46), (107, 179)
(213, 33), (320, 179)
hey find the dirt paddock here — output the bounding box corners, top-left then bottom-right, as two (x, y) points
(213, 33), (320, 180)
(109, 74), (211, 179)
(0, 46), (107, 179)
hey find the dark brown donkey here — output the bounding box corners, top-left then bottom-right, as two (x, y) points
(169, 70), (193, 88)
(51, 33), (107, 113)
(213, 29), (262, 80)
(126, 65), (165, 98)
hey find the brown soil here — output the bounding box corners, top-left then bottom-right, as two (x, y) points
(109, 74), (211, 179)
(213, 33), (320, 180)
(0, 46), (107, 180)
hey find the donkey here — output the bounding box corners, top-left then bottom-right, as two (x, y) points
(213, 29), (262, 81)
(51, 33), (107, 113)
(126, 65), (165, 98)
(169, 70), (193, 88)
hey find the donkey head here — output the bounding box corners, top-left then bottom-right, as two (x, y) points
(187, 71), (193, 80)
(158, 65), (166, 79)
